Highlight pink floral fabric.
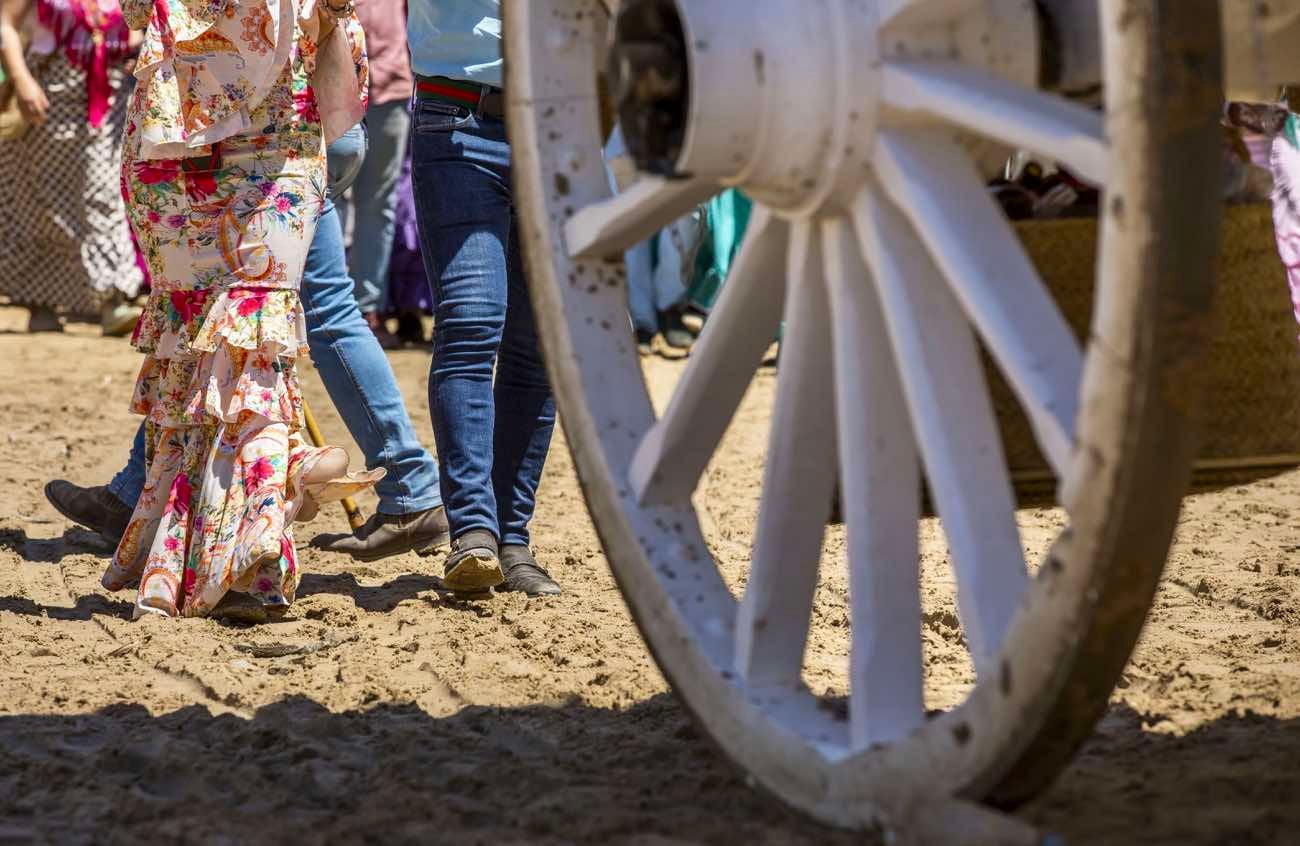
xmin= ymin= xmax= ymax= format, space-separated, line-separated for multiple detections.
xmin=1269 ymin=130 xmax=1300 ymax=339
xmin=107 ymin=0 xmax=368 ymax=620
xmin=104 ymin=421 xmax=326 ymax=617
xmin=121 ymin=0 xmax=367 ymax=158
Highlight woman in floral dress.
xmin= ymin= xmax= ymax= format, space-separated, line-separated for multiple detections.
xmin=0 ymin=0 xmax=145 ymax=333
xmin=101 ymin=0 xmax=374 ymax=621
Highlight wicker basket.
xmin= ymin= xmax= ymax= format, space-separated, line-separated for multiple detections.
xmin=1001 ymin=202 xmax=1300 ymax=502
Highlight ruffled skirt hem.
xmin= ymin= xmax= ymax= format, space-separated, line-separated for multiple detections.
xmin=104 ymin=284 xmax=327 ymax=619
xmin=129 ymin=287 xmax=308 ymax=429
xmin=103 ymin=423 xmax=335 ymax=620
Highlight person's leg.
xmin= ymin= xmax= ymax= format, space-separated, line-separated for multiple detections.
xmin=412 ymin=105 xmax=560 ymax=595
xmin=343 ymin=100 xmax=411 ymax=317
xmin=44 ymin=422 xmax=142 ymax=543
xmin=605 ymin=126 xmax=657 ymax=342
xmin=301 ymin=131 xmax=450 ymax=560
xmin=492 ymin=211 xmax=557 ymax=549
xmin=411 ymin=111 xmax=508 ymax=546
xmin=106 ymin=422 xmax=147 ymax=508
xmin=299 ymin=201 xmax=444 ymax=518
xmin=652 ymin=210 xmax=703 ymax=351
xmin=625 ymin=237 xmax=659 ymax=338
xmin=653 ymin=209 xmax=701 ymax=314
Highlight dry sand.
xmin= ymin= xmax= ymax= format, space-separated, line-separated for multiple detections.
xmin=1 ymin=304 xmax=1298 ymax=845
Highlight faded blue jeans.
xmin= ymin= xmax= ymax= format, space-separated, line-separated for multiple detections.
xmin=411 ymin=99 xmax=555 ymax=546
xmin=336 ymin=99 xmax=411 ymax=315
xmin=108 ymin=124 xmax=442 ymax=516
xmin=604 ymin=127 xmax=692 ymax=334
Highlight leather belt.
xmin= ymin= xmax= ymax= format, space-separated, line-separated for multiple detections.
xmin=415 ymin=76 xmax=505 ymax=120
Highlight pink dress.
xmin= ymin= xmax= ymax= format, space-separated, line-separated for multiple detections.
xmin=103 ymin=0 xmax=368 ymax=619
xmin=1266 ymin=125 xmax=1300 ymax=337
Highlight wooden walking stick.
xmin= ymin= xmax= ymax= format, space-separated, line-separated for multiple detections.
xmin=301 ymin=397 xmax=367 ymax=531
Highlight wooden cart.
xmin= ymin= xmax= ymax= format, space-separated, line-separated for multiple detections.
xmin=501 ymin=0 xmax=1300 ymax=837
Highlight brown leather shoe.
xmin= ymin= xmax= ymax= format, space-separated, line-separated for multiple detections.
xmin=441 ymin=529 xmax=504 ymax=594
xmin=309 ymin=506 xmax=451 ymax=562
xmin=44 ymin=481 xmax=133 ymax=545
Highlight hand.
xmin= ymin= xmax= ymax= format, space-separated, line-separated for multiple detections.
xmin=315 ymin=2 xmax=338 ymax=38
xmin=14 ymin=76 xmax=48 ymax=125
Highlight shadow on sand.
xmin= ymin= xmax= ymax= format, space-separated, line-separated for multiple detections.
xmin=0 ymin=526 xmax=115 ymax=564
xmin=0 ymin=692 xmax=1295 ymax=844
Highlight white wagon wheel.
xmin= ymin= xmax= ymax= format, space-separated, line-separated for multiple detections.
xmin=506 ymin=0 xmax=1222 ymax=828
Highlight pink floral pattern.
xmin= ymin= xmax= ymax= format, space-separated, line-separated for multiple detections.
xmin=104 ymin=421 xmax=328 ymax=617
xmin=121 ymin=0 xmax=367 ymax=159
xmin=1269 ymin=130 xmax=1300 ymax=340
xmin=106 ymin=0 xmax=369 ymax=621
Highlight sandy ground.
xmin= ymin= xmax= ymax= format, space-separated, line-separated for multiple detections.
xmin=1 ymin=304 xmax=1298 ymax=845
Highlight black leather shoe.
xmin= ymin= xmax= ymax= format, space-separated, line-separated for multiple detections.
xmin=44 ymin=481 xmax=132 ymax=545
xmin=499 ymin=545 xmax=562 ymax=597
xmin=659 ymin=308 xmax=696 ymax=351
xmin=310 ymin=506 xmax=451 ymax=562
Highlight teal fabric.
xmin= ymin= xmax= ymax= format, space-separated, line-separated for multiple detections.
xmin=407 ymin=0 xmax=502 ymax=86
xmin=1286 ymin=112 xmax=1300 ymax=150
xmin=689 ymin=189 xmax=753 ymax=310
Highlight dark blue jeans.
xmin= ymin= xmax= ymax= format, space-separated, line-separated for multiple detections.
xmin=410 ymin=99 xmax=555 ymax=547
xmin=109 ymin=125 xmax=442 ymax=516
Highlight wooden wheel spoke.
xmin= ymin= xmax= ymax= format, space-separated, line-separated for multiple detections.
xmin=881 ymin=60 xmax=1108 ymax=185
xmin=510 ymin=0 xmax=1220 ymax=822
xmin=873 ymin=129 xmax=1083 ymax=480
xmin=821 ymin=217 xmax=926 ymax=748
xmin=734 ymin=221 xmax=836 ymax=686
xmin=629 ymin=208 xmax=789 ymax=505
xmin=854 ymin=185 xmax=1028 ymax=668
xmin=564 ymin=176 xmax=719 ymax=260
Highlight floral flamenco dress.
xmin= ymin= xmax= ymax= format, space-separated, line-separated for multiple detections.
xmin=102 ymin=0 xmax=372 ymax=619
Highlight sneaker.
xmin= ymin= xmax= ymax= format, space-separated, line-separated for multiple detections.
xmin=680 ymin=305 xmax=706 ymax=337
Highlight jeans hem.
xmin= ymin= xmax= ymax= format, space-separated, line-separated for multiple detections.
xmin=375 ymin=495 xmax=443 ymax=517
xmin=105 ymin=479 xmax=140 ymax=509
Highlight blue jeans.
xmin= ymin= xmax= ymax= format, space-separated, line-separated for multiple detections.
xmin=327 ymin=122 xmax=367 ymax=195
xmin=336 ymin=99 xmax=411 ymax=314
xmin=107 ymin=424 xmax=146 ymax=508
xmin=108 ymin=126 xmax=442 ymax=516
xmin=411 ymin=99 xmax=555 ymax=546
xmin=604 ymin=127 xmax=690 ymax=334
xmin=625 ymin=229 xmax=692 ymax=335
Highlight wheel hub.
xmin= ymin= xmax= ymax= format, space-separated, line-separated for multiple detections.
xmin=608 ymin=0 xmax=1038 ymax=218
